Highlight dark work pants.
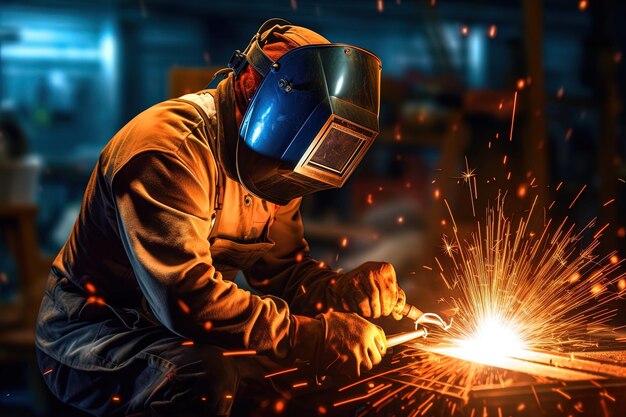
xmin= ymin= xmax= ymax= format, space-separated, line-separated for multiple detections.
xmin=36 ymin=333 xmax=284 ymax=417
xmin=36 ymin=276 xmax=287 ymax=417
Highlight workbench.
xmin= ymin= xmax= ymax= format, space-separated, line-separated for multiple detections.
xmin=259 ymin=342 xmax=626 ymax=417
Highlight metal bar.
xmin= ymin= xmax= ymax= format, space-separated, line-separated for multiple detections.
xmin=510 ymin=349 xmax=626 ymax=379
xmin=424 ymin=345 xmax=603 ymax=381
xmin=387 ymin=329 xmax=428 ymax=348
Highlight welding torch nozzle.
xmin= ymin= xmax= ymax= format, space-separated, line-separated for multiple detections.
xmin=401 ymin=303 xmax=425 ymax=322
xmin=401 ymin=303 xmax=453 ymax=331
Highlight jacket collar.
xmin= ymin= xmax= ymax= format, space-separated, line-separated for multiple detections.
xmin=213 ymin=74 xmax=240 ymax=181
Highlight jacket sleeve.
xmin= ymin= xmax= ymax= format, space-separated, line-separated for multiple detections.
xmin=111 ymin=136 xmax=293 ymax=359
xmin=244 ymin=198 xmax=342 ymax=316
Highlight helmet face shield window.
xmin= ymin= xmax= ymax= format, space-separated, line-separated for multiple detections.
xmin=294 ymin=117 xmax=373 ymax=188
xmin=237 ymin=44 xmax=381 ymax=205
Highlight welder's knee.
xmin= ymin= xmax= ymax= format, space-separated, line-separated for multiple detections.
xmin=151 ymin=345 xmax=240 ymax=417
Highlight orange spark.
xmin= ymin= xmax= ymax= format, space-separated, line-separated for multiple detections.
xmin=340 ymin=237 xmax=349 ymax=248
xmin=610 ymin=255 xmax=619 ymax=264
xmin=516 ymin=79 xmax=526 ymax=90
xmin=204 ymin=321 xmax=213 ymax=331
xmin=556 ymin=87 xmax=564 ymax=98
xmin=292 ymin=381 xmax=308 ymax=388
xmin=87 ymin=296 xmax=106 ymax=305
xmin=461 ymin=25 xmax=469 ymax=36
xmin=295 ymin=252 xmax=304 ymax=262
xmin=377 ymin=0 xmax=384 ymax=12
xmin=578 ymin=0 xmax=588 ymax=11
xmin=531 ymin=385 xmax=542 ymax=409
xmin=177 ymin=299 xmax=190 ymax=314
xmin=601 ymin=391 xmax=616 ymax=402
xmin=569 ymin=184 xmax=587 ymax=209
xmin=434 ymin=189 xmax=441 ymax=199
xmin=593 ymin=223 xmax=610 ymax=239
xmin=591 ymin=284 xmax=604 ymax=295
xmin=618 ymin=227 xmax=626 ymax=238
xmin=397 ymin=216 xmax=404 ymax=224
xmin=333 ymin=383 xmax=389 ymax=407
xmin=112 ymin=396 xmax=121 ymax=403
xmin=366 ymin=193 xmax=374 ymax=205
xmin=604 ymin=199 xmax=615 ymax=207
xmin=274 ymin=399 xmax=285 ymax=413
xmin=393 ymin=124 xmax=402 ymax=141
xmin=42 ymin=369 xmax=53 ymax=376
xmin=488 ymin=24 xmax=497 ymax=38
xmin=222 ymin=350 xmax=256 ymax=357
xmin=85 ymin=282 xmax=96 ymax=293
xmin=265 ymin=367 xmax=299 ymax=379
xmin=517 ymin=183 xmax=527 ymax=198
xmin=509 ymin=91 xmax=518 ymax=141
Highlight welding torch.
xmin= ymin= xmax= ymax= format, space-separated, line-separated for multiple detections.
xmin=400 ymin=303 xmax=425 ymax=322
xmin=386 ymin=303 xmax=452 ymax=348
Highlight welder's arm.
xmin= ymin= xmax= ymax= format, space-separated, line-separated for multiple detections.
xmin=112 ymin=148 xmax=301 ymax=360
xmin=244 ymin=198 xmax=342 ymax=316
xmin=245 ymin=200 xmax=406 ymax=319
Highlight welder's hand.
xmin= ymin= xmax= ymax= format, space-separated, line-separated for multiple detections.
xmin=317 ymin=311 xmax=386 ymax=379
xmin=391 ymin=286 xmax=406 ymax=321
xmin=332 ymin=262 xmax=407 ymax=320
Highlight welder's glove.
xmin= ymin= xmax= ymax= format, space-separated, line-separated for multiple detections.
xmin=331 ymin=262 xmax=407 ymax=320
xmin=290 ymin=313 xmax=386 ymax=379
xmin=316 ymin=311 xmax=386 ymax=379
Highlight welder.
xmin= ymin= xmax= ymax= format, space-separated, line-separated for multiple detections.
xmin=35 ymin=19 xmax=407 ymax=416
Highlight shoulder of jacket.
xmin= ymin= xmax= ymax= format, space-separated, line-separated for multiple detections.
xmin=177 ymin=91 xmax=217 ymax=128
xmin=100 ymin=96 xmax=217 ymax=183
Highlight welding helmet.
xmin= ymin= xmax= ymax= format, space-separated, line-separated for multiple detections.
xmin=227 ymin=19 xmax=382 ymax=205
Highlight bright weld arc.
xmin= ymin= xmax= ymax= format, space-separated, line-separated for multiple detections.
xmin=428 ymin=192 xmax=626 ymax=369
